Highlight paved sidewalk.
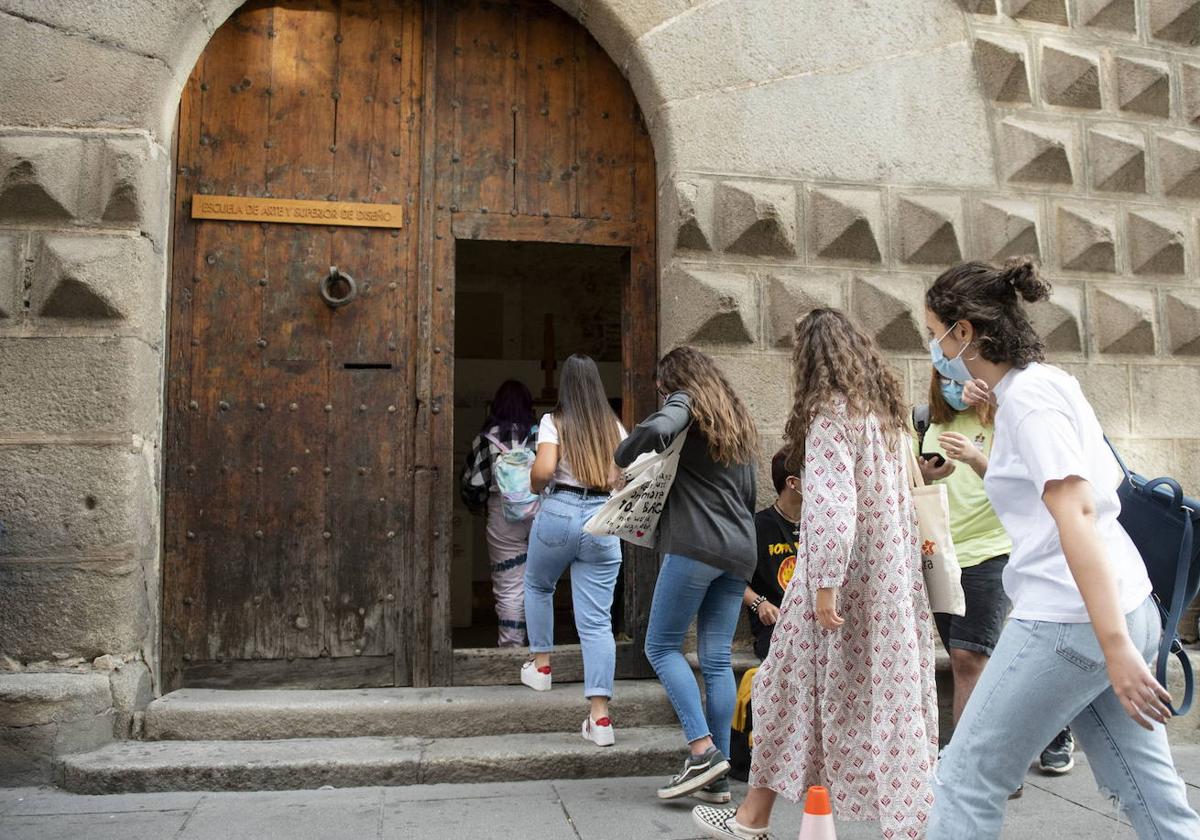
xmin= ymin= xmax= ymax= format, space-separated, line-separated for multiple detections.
xmin=2 ymin=746 xmax=1198 ymax=839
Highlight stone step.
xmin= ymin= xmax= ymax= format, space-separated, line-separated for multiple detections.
xmin=56 ymin=726 xmax=685 ymax=794
xmin=142 ymin=680 xmax=677 ymax=741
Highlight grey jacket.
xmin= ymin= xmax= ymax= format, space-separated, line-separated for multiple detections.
xmin=614 ymin=392 xmax=757 ymax=580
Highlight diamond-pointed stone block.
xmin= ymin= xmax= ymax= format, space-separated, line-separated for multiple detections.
xmin=1165 ymin=290 xmax=1200 ymax=354
xmin=1157 ymin=132 xmax=1200 ymax=198
xmin=1094 ymin=287 xmax=1157 ymax=354
xmin=1128 ymin=209 xmax=1187 ymax=276
xmin=1004 ymin=0 xmax=1068 ymax=25
xmin=972 ymin=33 xmax=1031 ymax=103
xmin=666 ymin=179 xmax=714 ymax=252
xmin=95 ymin=136 xmax=163 ymax=228
xmin=852 ymin=275 xmax=926 ymax=352
xmin=31 ymin=235 xmax=152 ymax=321
xmin=956 ymin=0 xmax=997 ymax=11
xmin=1088 ymin=124 xmax=1145 ymax=194
xmin=1041 ymin=42 xmax=1102 ymax=110
xmin=765 ymin=273 xmax=845 ymax=348
xmin=662 ymin=266 xmax=757 ymax=346
xmin=0 ymin=135 xmax=83 ymax=221
xmin=896 ymin=194 xmax=963 ymax=265
xmin=809 ymin=188 xmax=883 ymax=264
xmin=1028 ymin=285 xmax=1084 ymax=353
xmin=1184 ymin=63 xmax=1200 ymax=126
xmin=1077 ymin=0 xmax=1136 ymax=32
xmin=1115 ymin=56 xmax=1170 ymax=118
xmin=1149 ymin=0 xmax=1200 ymax=46
xmin=999 ymin=118 xmax=1075 ymax=186
xmin=1057 ymin=203 xmax=1117 ymax=273
xmin=715 ymin=181 xmax=797 ymax=257
xmin=974 ymin=198 xmax=1040 ymax=261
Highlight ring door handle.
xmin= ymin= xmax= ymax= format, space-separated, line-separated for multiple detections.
xmin=320 ymin=265 xmax=358 ymax=309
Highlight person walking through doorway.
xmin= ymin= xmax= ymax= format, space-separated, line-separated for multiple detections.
xmin=924 ymin=258 xmax=1200 ymax=839
xmin=459 ymin=380 xmax=539 ymax=647
xmin=521 ymin=354 xmax=626 ymax=748
xmin=613 ymin=346 xmax=759 ymax=804
xmin=693 ymin=309 xmax=937 ymax=840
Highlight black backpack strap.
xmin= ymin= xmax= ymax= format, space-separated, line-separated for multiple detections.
xmin=1144 ymin=475 xmax=1196 ymax=716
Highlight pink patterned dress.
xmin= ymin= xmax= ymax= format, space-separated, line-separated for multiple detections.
xmin=750 ymin=400 xmax=938 ymax=839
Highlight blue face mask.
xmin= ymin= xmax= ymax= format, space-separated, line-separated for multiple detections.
xmin=940 ymin=378 xmax=969 ymax=412
xmin=929 ymin=323 xmax=973 ymax=383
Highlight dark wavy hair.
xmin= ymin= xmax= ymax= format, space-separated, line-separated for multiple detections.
xmin=925 ymin=256 xmax=1051 ymax=368
xmin=482 ymin=380 xmax=535 ymax=439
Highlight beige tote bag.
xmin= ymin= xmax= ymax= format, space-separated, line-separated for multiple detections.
xmin=583 ymin=427 xmax=689 ymax=548
xmin=905 ymin=444 xmax=966 ymax=616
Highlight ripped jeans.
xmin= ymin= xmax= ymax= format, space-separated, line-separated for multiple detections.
xmin=929 ymin=597 xmax=1200 ymax=839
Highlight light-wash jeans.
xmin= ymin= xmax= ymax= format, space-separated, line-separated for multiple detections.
xmin=523 ymin=491 xmax=622 ymax=699
xmin=929 ymin=597 xmax=1200 ymax=840
xmin=644 ymin=553 xmax=745 ymax=757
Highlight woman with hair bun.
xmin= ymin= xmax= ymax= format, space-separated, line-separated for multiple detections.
xmin=925 ymin=258 xmax=1200 ymax=839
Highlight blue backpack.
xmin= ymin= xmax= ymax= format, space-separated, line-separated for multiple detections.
xmin=484 ymin=431 xmax=540 ymax=523
xmin=1107 ymin=439 xmax=1200 ymax=715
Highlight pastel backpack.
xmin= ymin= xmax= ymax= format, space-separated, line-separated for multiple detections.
xmin=484 ymin=430 xmax=540 ymax=523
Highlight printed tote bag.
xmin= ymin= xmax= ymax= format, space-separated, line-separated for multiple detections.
xmin=583 ymin=426 xmax=689 ymax=548
xmin=905 ymin=445 xmax=965 ymax=616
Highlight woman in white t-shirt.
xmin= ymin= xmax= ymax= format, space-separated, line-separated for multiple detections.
xmin=923 ymin=257 xmax=1200 ymax=839
xmin=520 ymin=353 xmax=627 ymax=748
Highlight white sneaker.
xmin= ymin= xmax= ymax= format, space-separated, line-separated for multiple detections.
xmin=581 ymin=715 xmax=615 ymax=747
xmin=520 ymin=660 xmax=552 ymax=691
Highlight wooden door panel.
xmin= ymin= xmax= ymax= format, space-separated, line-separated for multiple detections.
xmin=165 ymin=0 xmax=419 ymax=689
xmin=516 ymin=5 xmax=576 ymax=218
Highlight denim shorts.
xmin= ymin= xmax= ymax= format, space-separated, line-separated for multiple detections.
xmin=934 ymin=554 xmax=1009 ymax=656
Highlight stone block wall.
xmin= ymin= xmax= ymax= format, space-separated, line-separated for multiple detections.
xmin=641 ymin=0 xmax=1200 ymax=491
xmin=0 ymin=125 xmax=169 ymax=778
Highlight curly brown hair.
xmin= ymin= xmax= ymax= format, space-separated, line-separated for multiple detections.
xmin=783 ymin=309 xmax=909 ymax=472
xmin=925 ymin=256 xmax=1051 ymax=368
xmin=657 ymin=346 xmax=759 ymax=466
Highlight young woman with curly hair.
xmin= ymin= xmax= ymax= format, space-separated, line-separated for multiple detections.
xmin=613 ymin=346 xmax=759 ymax=802
xmin=924 ymin=259 xmax=1199 ymax=839
xmin=692 ymin=309 xmax=938 ymax=840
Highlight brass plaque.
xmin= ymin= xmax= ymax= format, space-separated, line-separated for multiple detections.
xmin=191 ymin=194 xmax=403 ymax=228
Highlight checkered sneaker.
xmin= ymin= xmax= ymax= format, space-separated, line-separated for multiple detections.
xmin=690 ymin=806 xmax=773 ymax=840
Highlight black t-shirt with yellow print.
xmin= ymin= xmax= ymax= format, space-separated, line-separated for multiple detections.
xmin=748 ymin=506 xmax=798 ymax=654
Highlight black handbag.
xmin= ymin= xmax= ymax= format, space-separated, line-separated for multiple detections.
xmin=1107 ymin=438 xmax=1200 ymax=715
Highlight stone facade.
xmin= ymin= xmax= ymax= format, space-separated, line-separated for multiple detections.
xmin=1 ymin=0 xmax=1199 ymax=782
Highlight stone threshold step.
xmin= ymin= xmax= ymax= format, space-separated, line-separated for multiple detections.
xmin=143 ymin=680 xmax=676 ymax=741
xmin=56 ymin=725 xmax=685 ymax=794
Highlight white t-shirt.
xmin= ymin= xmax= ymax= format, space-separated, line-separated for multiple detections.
xmin=537 ymin=412 xmax=627 ymax=489
xmin=985 ymin=363 xmax=1151 ymax=622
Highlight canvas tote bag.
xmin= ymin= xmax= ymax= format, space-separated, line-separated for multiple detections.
xmin=583 ymin=426 xmax=689 ymax=548
xmin=904 ymin=445 xmax=966 ymax=616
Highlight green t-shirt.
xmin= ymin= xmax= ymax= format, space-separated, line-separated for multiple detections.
xmin=915 ymin=411 xmax=1012 ymax=569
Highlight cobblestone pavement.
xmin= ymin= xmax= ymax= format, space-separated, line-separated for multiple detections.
xmin=2 ymin=746 xmax=1198 ymax=839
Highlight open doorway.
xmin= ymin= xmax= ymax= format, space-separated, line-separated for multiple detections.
xmin=452 ymin=239 xmax=627 ymax=651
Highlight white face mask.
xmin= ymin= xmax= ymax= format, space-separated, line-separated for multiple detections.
xmin=929 ymin=323 xmax=973 ymax=383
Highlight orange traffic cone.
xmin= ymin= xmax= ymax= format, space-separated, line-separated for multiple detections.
xmin=797 ymin=786 xmax=836 ymax=840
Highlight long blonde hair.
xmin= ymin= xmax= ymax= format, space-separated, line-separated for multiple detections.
xmin=554 ymin=354 xmax=622 ymax=489
xmin=783 ymin=309 xmax=908 ymax=472
xmin=657 ymin=346 xmax=759 ymax=466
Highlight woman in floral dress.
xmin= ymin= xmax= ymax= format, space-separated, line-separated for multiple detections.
xmin=693 ymin=308 xmax=938 ymax=840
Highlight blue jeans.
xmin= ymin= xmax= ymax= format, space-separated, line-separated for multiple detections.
xmin=644 ymin=553 xmax=745 ymax=757
xmin=523 ymin=491 xmax=622 ymax=699
xmin=930 ymin=597 xmax=1200 ymax=839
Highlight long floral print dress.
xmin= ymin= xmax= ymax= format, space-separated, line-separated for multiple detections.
xmin=750 ymin=399 xmax=938 ymax=839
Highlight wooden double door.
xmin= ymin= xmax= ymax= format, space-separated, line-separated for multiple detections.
xmin=163 ymin=0 xmax=656 ymax=690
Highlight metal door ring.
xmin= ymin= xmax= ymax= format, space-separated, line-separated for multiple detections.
xmin=320 ymin=266 xmax=357 ymax=308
